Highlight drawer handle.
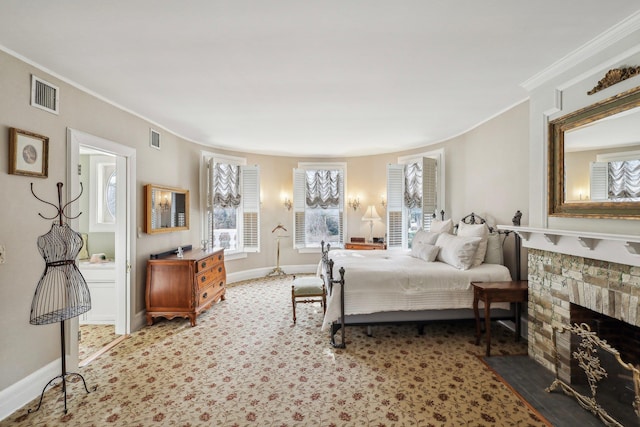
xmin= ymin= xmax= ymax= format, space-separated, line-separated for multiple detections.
xmin=201 ymin=276 xmax=207 ymax=283
xmin=218 ymin=255 xmax=222 ymax=261
xmin=219 ymin=281 xmax=223 ymax=287
xmin=202 ymin=292 xmax=208 ymax=299
xmin=218 ymin=267 xmax=222 ymax=273
xmin=201 ymin=261 xmax=207 ymax=269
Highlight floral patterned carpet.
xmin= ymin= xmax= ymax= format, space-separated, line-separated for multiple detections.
xmin=2 ymin=275 xmax=550 ymax=426
xmin=79 ymin=324 xmax=119 ymax=362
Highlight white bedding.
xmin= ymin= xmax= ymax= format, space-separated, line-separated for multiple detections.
xmin=321 ymin=249 xmax=512 ymax=330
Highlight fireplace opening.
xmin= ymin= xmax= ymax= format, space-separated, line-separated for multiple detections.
xmin=569 ymin=303 xmax=640 ymax=426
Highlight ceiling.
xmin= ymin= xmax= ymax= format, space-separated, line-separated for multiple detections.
xmin=1 ymin=1 xmax=639 ymax=157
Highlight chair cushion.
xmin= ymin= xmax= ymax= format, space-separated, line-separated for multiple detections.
xmin=293 ymin=277 xmax=324 ymax=296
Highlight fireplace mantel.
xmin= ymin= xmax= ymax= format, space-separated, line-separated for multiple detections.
xmin=498 ymin=225 xmax=640 ymax=267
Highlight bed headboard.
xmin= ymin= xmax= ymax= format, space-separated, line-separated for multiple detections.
xmin=457 ymin=212 xmax=494 ymax=233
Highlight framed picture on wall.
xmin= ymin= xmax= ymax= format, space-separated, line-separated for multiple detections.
xmin=9 ymin=128 xmax=49 ymax=178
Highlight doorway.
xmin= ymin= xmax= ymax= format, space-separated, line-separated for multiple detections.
xmin=67 ymin=128 xmax=136 ymax=367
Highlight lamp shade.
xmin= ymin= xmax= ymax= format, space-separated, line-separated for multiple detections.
xmin=362 ymin=205 xmax=381 ymax=221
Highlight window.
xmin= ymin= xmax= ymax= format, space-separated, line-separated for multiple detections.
xmin=293 ymin=163 xmax=346 ymax=249
xmin=89 ymin=155 xmax=116 ymax=232
xmin=386 ymin=149 xmax=444 ymax=250
xmin=202 ymin=153 xmax=260 ymax=256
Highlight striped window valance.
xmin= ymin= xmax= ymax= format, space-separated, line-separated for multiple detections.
xmin=213 ymin=163 xmax=241 ymax=207
xmin=305 ymin=170 xmax=340 ymax=208
xmin=609 ymin=159 xmax=640 ymax=199
xmin=404 ymin=162 xmax=422 ymax=209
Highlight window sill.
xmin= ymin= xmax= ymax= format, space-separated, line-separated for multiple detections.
xmin=297 ymin=245 xmax=343 ymax=254
xmin=223 ymin=251 xmax=248 ymax=261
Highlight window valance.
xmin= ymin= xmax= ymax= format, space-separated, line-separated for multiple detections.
xmin=305 ymin=170 xmax=340 ymax=208
xmin=404 ymin=162 xmax=422 ymax=209
xmin=609 ymin=160 xmax=640 ymax=199
xmin=213 ymin=163 xmax=241 ymax=208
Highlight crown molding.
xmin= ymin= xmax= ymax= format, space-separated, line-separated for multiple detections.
xmin=521 ymin=10 xmax=640 ymax=92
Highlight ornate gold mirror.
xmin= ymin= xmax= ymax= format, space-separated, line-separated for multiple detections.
xmin=549 ymin=84 xmax=640 ymax=219
xmin=144 ymin=184 xmax=190 ymax=233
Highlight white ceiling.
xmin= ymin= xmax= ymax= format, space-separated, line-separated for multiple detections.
xmin=1 ymin=1 xmax=640 ymax=157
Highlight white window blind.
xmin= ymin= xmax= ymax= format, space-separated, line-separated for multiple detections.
xmin=422 ymin=157 xmax=437 ymax=230
xmin=242 ymin=165 xmax=260 ymax=252
xmin=590 ymin=161 xmax=609 ymax=201
xmin=386 ymin=164 xmax=405 ymax=249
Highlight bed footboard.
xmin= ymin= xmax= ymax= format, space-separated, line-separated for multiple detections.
xmin=327 ymin=259 xmax=346 ymax=349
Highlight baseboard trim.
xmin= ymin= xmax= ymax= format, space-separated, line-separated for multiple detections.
xmin=0 ymin=358 xmax=60 ymax=421
xmin=227 ymin=264 xmax=317 ymax=283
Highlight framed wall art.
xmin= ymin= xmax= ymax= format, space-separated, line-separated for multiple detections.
xmin=9 ymin=128 xmax=49 ymax=178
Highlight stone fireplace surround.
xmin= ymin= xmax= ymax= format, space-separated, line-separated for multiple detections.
xmin=499 ymin=225 xmax=640 ymax=380
xmin=527 ymin=248 xmax=640 ymax=380
xmin=497 ymin=225 xmax=640 ymax=423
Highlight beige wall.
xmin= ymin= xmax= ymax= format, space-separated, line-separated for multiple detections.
xmin=0 ymin=49 xmax=529 ymax=400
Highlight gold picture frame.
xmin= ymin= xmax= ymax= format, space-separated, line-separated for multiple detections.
xmin=9 ymin=128 xmax=49 ymax=178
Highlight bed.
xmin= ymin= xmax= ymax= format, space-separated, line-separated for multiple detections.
xmin=320 ymin=213 xmax=518 ymax=348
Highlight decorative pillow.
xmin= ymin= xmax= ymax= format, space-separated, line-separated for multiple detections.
xmin=412 ymin=229 xmax=440 ymax=246
xmin=411 ymin=230 xmax=440 ymax=261
xmin=410 ymin=243 xmax=440 ymax=262
xmin=484 ymin=232 xmax=504 ymax=265
xmin=435 ymin=233 xmax=482 ymax=270
xmin=430 ymin=218 xmax=453 ymax=234
xmin=456 ymin=222 xmax=489 ymax=267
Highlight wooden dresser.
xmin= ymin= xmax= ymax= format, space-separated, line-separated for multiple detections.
xmin=145 ymin=248 xmax=226 ymax=326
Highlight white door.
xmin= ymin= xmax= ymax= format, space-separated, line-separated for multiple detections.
xmin=67 ymin=128 xmax=136 ymax=365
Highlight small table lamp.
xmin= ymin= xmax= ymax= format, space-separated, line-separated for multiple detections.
xmin=362 ymin=205 xmax=381 ymax=243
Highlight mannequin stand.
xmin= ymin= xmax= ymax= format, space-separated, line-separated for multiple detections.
xmin=29 ymin=321 xmax=96 ymax=414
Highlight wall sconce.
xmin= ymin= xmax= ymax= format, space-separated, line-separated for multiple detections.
xmin=380 ymin=195 xmax=386 ymax=208
xmin=159 ymin=195 xmax=171 ymax=211
xmin=348 ymin=196 xmax=360 ymax=211
xmin=283 ymin=197 xmax=292 ymax=211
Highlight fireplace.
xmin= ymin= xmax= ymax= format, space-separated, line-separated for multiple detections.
xmin=526 ymin=249 xmax=640 ymax=425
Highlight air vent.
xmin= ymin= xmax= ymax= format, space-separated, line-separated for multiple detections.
xmin=150 ymin=129 xmax=161 ymax=150
xmin=30 ymin=75 xmax=59 ymax=114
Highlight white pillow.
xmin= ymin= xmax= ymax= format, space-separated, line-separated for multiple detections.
xmin=410 ymin=243 xmax=440 ymax=262
xmin=412 ymin=229 xmax=440 ymax=246
xmin=435 ymin=233 xmax=482 ymax=270
xmin=484 ymin=232 xmax=504 ymax=265
xmin=430 ymin=218 xmax=453 ymax=234
xmin=457 ymin=222 xmax=489 ymax=267
xmin=411 ymin=230 xmax=440 ymax=261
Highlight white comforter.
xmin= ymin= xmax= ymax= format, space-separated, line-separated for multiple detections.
xmin=321 ymin=249 xmax=512 ymax=330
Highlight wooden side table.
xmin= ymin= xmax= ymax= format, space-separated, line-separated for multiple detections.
xmin=472 ymin=280 xmax=528 ymax=357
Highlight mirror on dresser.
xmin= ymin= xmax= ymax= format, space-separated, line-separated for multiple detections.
xmin=549 ymin=83 xmax=640 ymax=219
xmin=144 ymin=184 xmax=190 ymax=233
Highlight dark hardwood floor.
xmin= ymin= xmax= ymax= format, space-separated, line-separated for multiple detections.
xmin=482 ymin=355 xmax=634 ymax=427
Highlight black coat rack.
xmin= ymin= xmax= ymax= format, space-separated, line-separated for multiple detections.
xmin=28 ymin=182 xmax=96 ymax=414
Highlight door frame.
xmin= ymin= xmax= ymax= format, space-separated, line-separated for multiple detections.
xmin=66 ymin=128 xmax=136 ymax=367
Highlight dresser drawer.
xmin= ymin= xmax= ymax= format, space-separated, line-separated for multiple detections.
xmin=198 ymin=284 xmax=224 ymax=307
xmin=196 ymin=268 xmax=225 ymax=290
xmin=196 ymin=252 xmax=224 ymax=273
